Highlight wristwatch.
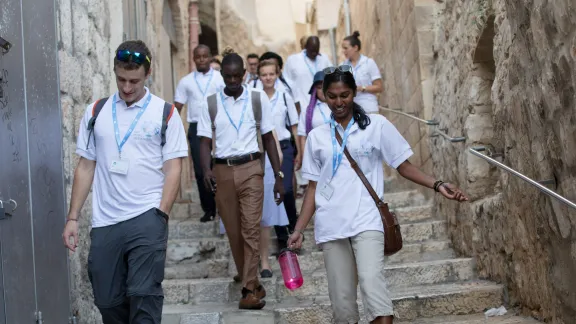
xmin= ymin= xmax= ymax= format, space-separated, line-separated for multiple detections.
xmin=362 ymin=85 xmax=367 ymax=92
xmin=275 ymin=171 xmax=284 ymax=179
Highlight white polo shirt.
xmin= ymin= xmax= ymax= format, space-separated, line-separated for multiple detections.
xmin=254 ymin=76 xmax=297 ymax=103
xmin=297 ymin=101 xmax=332 ymax=136
xmin=174 ymin=68 xmax=225 ymax=123
xmin=197 ymin=86 xmax=275 ymax=158
xmin=284 ymin=51 xmax=331 ymax=108
xmin=342 ymin=55 xmax=382 ymax=113
xmin=267 ymin=89 xmax=299 ymax=141
xmin=76 ymin=88 xmax=189 ymax=228
xmin=301 ymin=114 xmax=413 ymax=244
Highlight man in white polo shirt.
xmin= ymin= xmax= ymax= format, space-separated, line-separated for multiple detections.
xmin=198 ymin=48 xmax=285 ymax=310
xmin=174 ymin=44 xmax=225 ymax=222
xmin=62 ymin=40 xmax=188 ymax=324
xmin=283 ymin=36 xmax=332 ymax=109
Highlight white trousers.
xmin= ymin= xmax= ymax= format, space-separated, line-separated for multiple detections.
xmin=322 ymin=230 xmax=393 ymax=323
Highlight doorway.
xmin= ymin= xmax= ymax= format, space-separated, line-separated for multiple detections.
xmin=0 ymin=1 xmax=71 ymax=323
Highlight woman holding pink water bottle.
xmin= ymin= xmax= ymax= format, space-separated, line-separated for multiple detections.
xmin=287 ymin=67 xmax=468 ymax=324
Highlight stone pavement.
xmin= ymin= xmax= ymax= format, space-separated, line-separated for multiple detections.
xmin=161 ymin=182 xmax=541 ymax=323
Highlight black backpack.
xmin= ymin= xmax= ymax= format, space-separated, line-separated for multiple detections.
xmin=85 ymin=97 xmax=175 ymax=149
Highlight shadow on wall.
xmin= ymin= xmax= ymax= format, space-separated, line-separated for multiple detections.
xmin=200 ymin=23 xmax=218 ymax=56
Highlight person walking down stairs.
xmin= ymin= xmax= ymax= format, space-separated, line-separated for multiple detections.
xmin=197 ymin=47 xmax=286 ymax=310
xmin=288 ymin=66 xmax=469 ymax=324
xmin=174 ymin=44 xmax=225 ymax=222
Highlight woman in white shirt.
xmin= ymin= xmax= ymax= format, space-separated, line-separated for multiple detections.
xmin=288 ymin=66 xmax=468 ymax=324
xmin=342 ymin=31 xmax=383 ymax=114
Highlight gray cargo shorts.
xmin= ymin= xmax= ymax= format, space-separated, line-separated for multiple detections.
xmin=87 ymin=207 xmax=169 ymax=308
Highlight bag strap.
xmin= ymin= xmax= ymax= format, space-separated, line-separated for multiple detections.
xmin=160 ymin=102 xmax=175 ymax=147
xmin=251 ymin=90 xmax=264 ymax=154
xmin=335 ymin=130 xmax=382 ymax=205
xmin=86 ymin=97 xmax=109 ymax=149
xmin=207 ymin=93 xmax=218 ymax=155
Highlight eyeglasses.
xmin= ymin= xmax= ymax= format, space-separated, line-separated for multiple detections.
xmin=323 ymin=65 xmax=353 ymax=75
xmin=116 ymin=49 xmax=151 ymax=65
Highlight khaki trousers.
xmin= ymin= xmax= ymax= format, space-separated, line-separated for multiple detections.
xmin=214 ymin=159 xmax=264 ymax=291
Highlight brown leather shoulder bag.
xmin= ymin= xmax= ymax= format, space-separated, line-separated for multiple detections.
xmin=335 ymin=131 xmax=403 ymax=256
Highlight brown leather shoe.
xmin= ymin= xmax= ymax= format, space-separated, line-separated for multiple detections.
xmin=239 ymin=288 xmax=266 ymax=310
xmin=255 ymin=284 xmax=266 ymax=299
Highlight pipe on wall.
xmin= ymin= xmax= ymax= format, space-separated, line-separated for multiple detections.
xmin=189 ymin=1 xmax=199 ymax=71
xmin=343 ymin=0 xmax=351 ymax=36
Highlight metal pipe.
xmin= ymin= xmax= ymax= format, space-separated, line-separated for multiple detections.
xmin=379 ymin=106 xmax=439 ymax=125
xmin=343 ymin=0 xmax=351 ymax=36
xmin=469 ymin=148 xmax=576 ymax=210
xmin=188 ymin=1 xmax=199 ymax=72
xmin=431 ymin=131 xmax=466 ymax=142
xmin=329 ymin=28 xmax=338 ymax=65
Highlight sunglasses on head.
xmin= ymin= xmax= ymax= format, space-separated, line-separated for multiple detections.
xmin=323 ymin=64 xmax=353 ymax=75
xmin=116 ymin=49 xmax=151 ymax=65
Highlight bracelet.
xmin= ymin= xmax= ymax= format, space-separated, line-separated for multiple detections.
xmin=66 ymin=218 xmax=78 ymax=223
xmin=433 ymin=180 xmax=444 ymax=192
xmin=293 ymin=229 xmax=305 ymax=238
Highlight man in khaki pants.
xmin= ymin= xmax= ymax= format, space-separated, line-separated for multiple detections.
xmin=197 ymin=48 xmax=285 ymax=310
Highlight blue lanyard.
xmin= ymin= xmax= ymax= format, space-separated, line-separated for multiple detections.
xmin=194 ymin=71 xmax=214 ymax=97
xmin=219 ymin=86 xmax=249 ymax=133
xmin=330 ymin=118 xmax=355 ymax=179
xmin=270 ymin=91 xmax=280 ymax=111
xmin=112 ymin=93 xmax=152 ymax=158
xmin=317 ymin=102 xmax=330 ymax=124
xmin=303 ymin=51 xmax=318 ymax=77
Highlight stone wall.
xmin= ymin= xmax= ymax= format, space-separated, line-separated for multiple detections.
xmin=334 ymin=0 xmax=435 ymax=191
xmin=58 ymin=0 xmax=189 ymax=322
xmin=431 ymin=0 xmax=576 ymax=322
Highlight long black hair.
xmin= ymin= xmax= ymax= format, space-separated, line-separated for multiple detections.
xmin=259 ymin=51 xmax=292 ymax=92
xmin=323 ymin=69 xmax=371 ymax=130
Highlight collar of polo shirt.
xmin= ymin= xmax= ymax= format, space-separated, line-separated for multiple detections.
xmin=115 ymin=87 xmax=150 ymax=108
xmin=221 ymin=86 xmax=248 ymax=101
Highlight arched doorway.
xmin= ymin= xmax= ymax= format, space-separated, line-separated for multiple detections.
xmin=199 ymin=23 xmax=218 ymax=56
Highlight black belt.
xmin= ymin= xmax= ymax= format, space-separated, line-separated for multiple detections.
xmin=214 ymin=152 xmax=262 ymax=166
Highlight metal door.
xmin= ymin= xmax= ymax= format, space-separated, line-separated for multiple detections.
xmin=0 ymin=0 xmax=71 ymax=323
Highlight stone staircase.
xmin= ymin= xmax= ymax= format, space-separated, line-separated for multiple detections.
xmin=161 ymin=184 xmax=540 ymax=323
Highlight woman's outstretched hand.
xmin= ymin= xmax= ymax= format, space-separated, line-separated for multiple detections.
xmin=438 ymin=183 xmax=469 ymax=202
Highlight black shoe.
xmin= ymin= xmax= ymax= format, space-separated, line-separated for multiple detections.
xmin=200 ymin=211 xmax=215 ymax=222
xmin=260 ymin=269 xmax=273 ymax=278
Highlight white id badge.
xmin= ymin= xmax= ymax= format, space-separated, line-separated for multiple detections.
xmin=319 ymin=183 xmax=334 ymax=200
xmin=231 ymin=140 xmax=244 ymax=150
xmin=109 ymin=159 xmax=130 ymax=175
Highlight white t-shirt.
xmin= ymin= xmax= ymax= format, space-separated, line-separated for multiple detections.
xmin=342 ymin=55 xmax=382 ymax=113
xmin=174 ymin=68 xmax=225 ymax=123
xmin=284 ymin=51 xmax=332 ymax=108
xmin=267 ymin=89 xmax=299 ymax=141
xmin=76 ymin=88 xmax=189 ymax=228
xmin=197 ymin=87 xmax=275 ymax=158
xmin=297 ymin=101 xmax=332 ymax=136
xmin=301 ymin=114 xmax=413 ymax=244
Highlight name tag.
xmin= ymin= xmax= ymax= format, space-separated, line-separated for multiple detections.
xmin=231 ymin=140 xmax=245 ymax=151
xmin=319 ymin=183 xmax=334 ymax=201
xmin=109 ymin=159 xmax=130 ymax=175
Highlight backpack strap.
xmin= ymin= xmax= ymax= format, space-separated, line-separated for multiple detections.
xmin=251 ymin=90 xmax=266 ymax=171
xmin=86 ymin=97 xmax=109 ymax=149
xmin=160 ymin=102 xmax=175 ymax=147
xmin=207 ymin=93 xmax=218 ymax=157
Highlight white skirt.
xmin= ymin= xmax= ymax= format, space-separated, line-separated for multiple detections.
xmin=219 ymin=155 xmax=288 ymax=234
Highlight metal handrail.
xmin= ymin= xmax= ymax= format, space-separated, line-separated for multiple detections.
xmin=379 ymin=106 xmax=439 ymax=125
xmin=470 ymin=147 xmax=576 ymax=210
xmin=431 ymin=130 xmax=466 ymax=142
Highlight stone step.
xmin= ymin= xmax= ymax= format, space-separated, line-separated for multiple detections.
xmin=165 ymin=240 xmax=455 ymax=280
xmin=166 ymin=220 xmax=449 ymax=266
xmin=168 ymin=205 xmax=437 ymax=240
xmin=396 ymin=314 xmax=542 ymax=323
xmin=162 ymin=280 xmax=504 ymax=323
xmin=163 ymin=258 xmax=475 ymax=305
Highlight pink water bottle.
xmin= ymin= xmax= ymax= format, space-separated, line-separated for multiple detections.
xmin=278 ymin=249 xmax=304 ymax=290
